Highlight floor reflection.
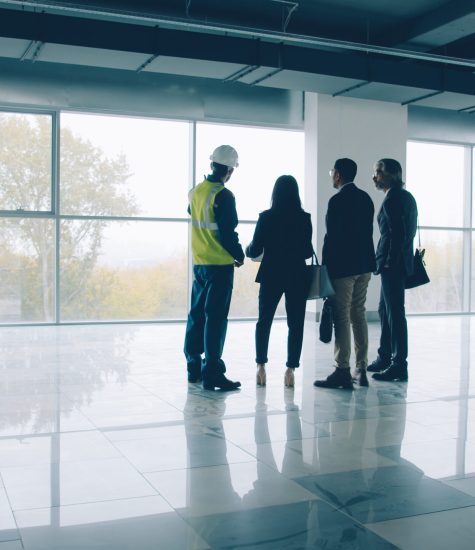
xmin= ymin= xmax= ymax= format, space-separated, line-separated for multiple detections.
xmin=0 ymin=318 xmax=474 ymax=549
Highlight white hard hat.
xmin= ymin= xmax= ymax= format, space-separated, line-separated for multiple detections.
xmin=210 ymin=145 xmax=239 ymax=168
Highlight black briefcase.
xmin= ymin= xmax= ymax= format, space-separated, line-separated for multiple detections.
xmin=319 ymin=298 xmax=333 ymax=343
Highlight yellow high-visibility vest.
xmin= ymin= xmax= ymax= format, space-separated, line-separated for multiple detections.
xmin=189 ymin=179 xmax=235 ymax=265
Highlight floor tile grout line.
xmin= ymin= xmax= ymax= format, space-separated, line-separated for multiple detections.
xmin=0 ymin=470 xmax=24 ymax=547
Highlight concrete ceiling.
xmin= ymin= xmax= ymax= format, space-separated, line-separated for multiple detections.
xmin=0 ymin=0 xmax=473 ymax=112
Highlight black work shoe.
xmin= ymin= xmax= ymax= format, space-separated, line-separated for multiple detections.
xmin=367 ymin=356 xmax=390 ymax=373
xmin=187 ymin=363 xmax=202 ymax=383
xmin=314 ymin=368 xmax=354 ymax=390
xmin=352 ymin=368 xmax=369 ymax=387
xmin=203 ymin=375 xmax=241 ymax=391
xmin=372 ymin=364 xmax=408 ymax=382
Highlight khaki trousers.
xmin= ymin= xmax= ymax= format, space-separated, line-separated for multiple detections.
xmin=331 ymin=272 xmax=371 ymax=370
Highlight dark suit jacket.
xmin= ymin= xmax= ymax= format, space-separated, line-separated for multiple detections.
xmin=245 ymin=209 xmax=313 ymax=285
xmin=375 ymin=187 xmax=418 ymax=276
xmin=322 ymin=182 xmax=376 ymax=279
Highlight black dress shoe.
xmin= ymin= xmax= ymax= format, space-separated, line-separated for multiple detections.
xmin=372 ymin=364 xmax=408 ymax=382
xmin=314 ymin=368 xmax=353 ymax=390
xmin=203 ymin=375 xmax=241 ymax=391
xmin=352 ymin=368 xmax=369 ymax=387
xmin=187 ymin=360 xmax=202 ymax=383
xmin=367 ymin=356 xmax=390 ymax=372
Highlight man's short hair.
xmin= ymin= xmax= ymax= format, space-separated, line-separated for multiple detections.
xmin=334 ymin=158 xmax=357 ymax=183
xmin=378 ymin=158 xmax=404 ymax=187
xmin=211 ymin=161 xmax=231 ymax=179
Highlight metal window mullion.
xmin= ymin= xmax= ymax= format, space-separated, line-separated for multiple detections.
xmin=188 ymin=121 xmax=196 ymax=313
xmin=455 ymin=147 xmax=472 ymax=477
xmin=462 ymin=146 xmax=472 ymax=312
xmin=0 ymin=210 xmax=55 ymax=218
xmin=53 ymin=111 xmax=61 ymax=324
xmin=469 ymin=146 xmax=474 ymax=313
xmin=418 ymin=225 xmax=467 ymax=231
xmin=58 ymin=214 xmax=189 ymax=222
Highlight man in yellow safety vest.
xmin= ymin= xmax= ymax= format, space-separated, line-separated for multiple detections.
xmin=184 ymin=145 xmax=245 ymax=390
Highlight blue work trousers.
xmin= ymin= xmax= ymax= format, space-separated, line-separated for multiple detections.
xmin=184 ymin=265 xmax=234 ymax=380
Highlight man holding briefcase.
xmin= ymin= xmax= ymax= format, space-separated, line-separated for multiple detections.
xmin=314 ymin=158 xmax=376 ymax=390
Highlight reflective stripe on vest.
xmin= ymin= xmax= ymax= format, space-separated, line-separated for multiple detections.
xmin=191 ymin=220 xmax=218 ymax=230
xmin=189 ymin=180 xmax=234 ymax=265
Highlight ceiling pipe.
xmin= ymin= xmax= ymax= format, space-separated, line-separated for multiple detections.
xmin=1 ymin=0 xmax=474 ymax=69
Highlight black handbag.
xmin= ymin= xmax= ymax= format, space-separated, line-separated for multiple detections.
xmin=319 ymin=298 xmax=333 ymax=343
xmin=405 ymin=225 xmax=430 ymax=289
xmin=405 ymin=248 xmax=430 ymax=289
xmin=307 ymin=251 xmax=335 ymax=300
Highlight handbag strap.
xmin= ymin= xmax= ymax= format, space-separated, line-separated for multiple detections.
xmin=310 ymin=247 xmax=320 ymax=266
xmin=416 ymin=216 xmax=422 ymax=249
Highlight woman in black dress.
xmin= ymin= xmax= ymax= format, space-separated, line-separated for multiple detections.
xmin=246 ymin=175 xmax=313 ymax=387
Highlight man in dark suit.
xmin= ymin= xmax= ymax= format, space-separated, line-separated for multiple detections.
xmin=314 ymin=158 xmax=376 ymax=390
xmin=368 ymin=158 xmax=417 ymax=382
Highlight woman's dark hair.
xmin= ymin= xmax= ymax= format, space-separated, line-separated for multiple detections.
xmin=270 ymin=175 xmax=303 ymax=212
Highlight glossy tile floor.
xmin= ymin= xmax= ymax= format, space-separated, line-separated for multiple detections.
xmin=0 ymin=317 xmax=474 ymax=549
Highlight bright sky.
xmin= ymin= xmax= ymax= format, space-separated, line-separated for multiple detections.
xmin=59 ymin=114 xmax=471 ymax=267
xmin=406 ymin=141 xmax=466 ymax=227
xmin=61 ymin=113 xmax=305 ymax=266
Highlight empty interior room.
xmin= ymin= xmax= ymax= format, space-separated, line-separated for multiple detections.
xmin=0 ymin=1 xmax=474 ymax=549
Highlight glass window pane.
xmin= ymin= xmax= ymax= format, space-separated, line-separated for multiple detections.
xmin=60 ymin=220 xmax=188 ymax=321
xmin=406 ymin=229 xmax=463 ymax=313
xmin=229 ymin=223 xmax=259 ymax=318
xmin=473 ymin=148 xmax=475 ymax=229
xmin=471 ymin=231 xmax=475 ymax=312
xmin=0 ymin=218 xmax=55 ymax=323
xmin=0 ymin=112 xmax=52 ymax=212
xmin=60 ymin=113 xmax=190 ymax=218
xmin=196 ymin=123 xmax=304 ymax=221
xmin=406 ymin=141 xmax=464 ymax=227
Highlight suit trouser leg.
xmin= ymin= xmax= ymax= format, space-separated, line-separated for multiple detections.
xmin=255 ymin=284 xmax=283 ymax=364
xmin=380 ymin=269 xmax=408 ymax=367
xmin=377 ymin=286 xmax=392 ymax=363
xmin=350 ymin=272 xmax=371 ymax=370
xmin=331 ymin=276 xmax=355 ymax=370
xmin=284 ymin=284 xmax=308 ymax=369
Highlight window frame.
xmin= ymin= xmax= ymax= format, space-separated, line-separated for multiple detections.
xmin=406 ymin=139 xmax=474 ymax=315
xmin=0 ymin=108 xmax=304 ymax=325
xmin=0 ymin=107 xmax=57 ymax=217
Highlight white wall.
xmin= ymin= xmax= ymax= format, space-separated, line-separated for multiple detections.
xmin=304 ymin=92 xmax=408 ymax=317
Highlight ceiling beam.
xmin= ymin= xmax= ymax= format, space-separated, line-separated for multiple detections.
xmin=429 ymin=33 xmax=475 ymax=59
xmin=0 ymin=7 xmax=473 ymax=98
xmin=388 ymin=0 xmax=475 ymax=50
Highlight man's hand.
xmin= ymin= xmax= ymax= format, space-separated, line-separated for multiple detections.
xmin=234 ymin=260 xmax=244 ymax=268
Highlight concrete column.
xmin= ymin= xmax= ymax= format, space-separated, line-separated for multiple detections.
xmin=304 ymin=92 xmax=408 ymax=318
